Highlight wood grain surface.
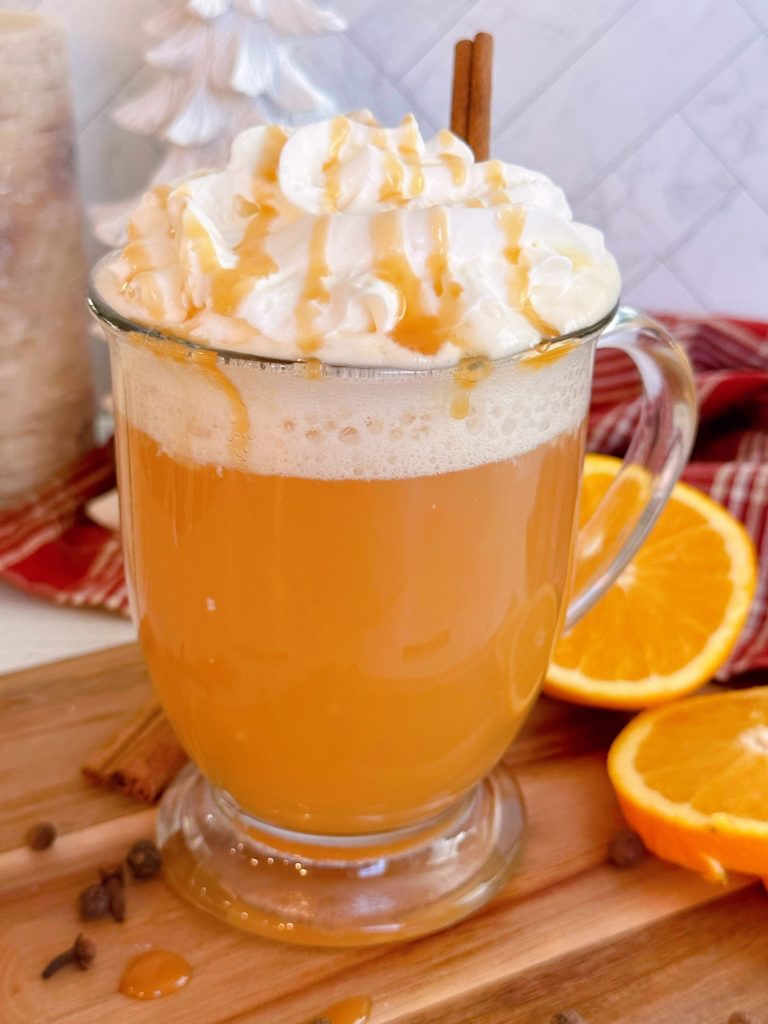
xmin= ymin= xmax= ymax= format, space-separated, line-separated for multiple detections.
xmin=0 ymin=645 xmax=762 ymax=1024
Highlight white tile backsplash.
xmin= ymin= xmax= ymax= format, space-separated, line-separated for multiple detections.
xmin=624 ymin=263 xmax=708 ymax=316
xmin=576 ymin=115 xmax=737 ymax=284
xmin=669 ymin=192 xmax=768 ymax=318
xmin=1 ymin=0 xmax=767 ymax=338
xmin=403 ymin=0 xmax=636 ymax=137
xmin=737 ymin=0 xmax=768 ymax=32
xmin=495 ymin=0 xmax=757 ymax=198
xmin=683 ymin=36 xmax=768 ymax=213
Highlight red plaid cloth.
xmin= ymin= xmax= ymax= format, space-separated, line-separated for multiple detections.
xmin=1 ymin=315 xmax=766 ymax=680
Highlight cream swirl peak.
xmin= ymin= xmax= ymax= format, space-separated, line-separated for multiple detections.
xmin=98 ymin=113 xmax=620 ymax=367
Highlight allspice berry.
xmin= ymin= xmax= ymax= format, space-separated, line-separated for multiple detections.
xmin=26 ymin=821 xmax=57 ymax=851
xmin=78 ymin=883 xmax=111 ymax=921
xmin=607 ymin=828 xmax=646 ymax=868
xmin=126 ymin=838 xmax=163 ymax=881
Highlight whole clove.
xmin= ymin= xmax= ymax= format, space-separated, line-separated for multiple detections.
xmin=607 ymin=828 xmax=646 ymax=868
xmin=78 ymin=883 xmax=112 ymax=921
xmin=41 ymin=934 xmax=96 ymax=979
xmin=549 ymin=1012 xmax=588 ymax=1024
xmin=126 ymin=838 xmax=163 ymax=880
xmin=100 ymin=864 xmax=126 ymax=922
xmin=26 ymin=821 xmax=57 ymax=851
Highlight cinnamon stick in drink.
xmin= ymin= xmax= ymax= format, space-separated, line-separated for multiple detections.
xmin=466 ymin=32 xmax=493 ymax=161
xmin=450 ymin=38 xmax=472 ymax=141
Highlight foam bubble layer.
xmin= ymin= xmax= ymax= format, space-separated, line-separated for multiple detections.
xmin=112 ymin=337 xmax=593 ymax=481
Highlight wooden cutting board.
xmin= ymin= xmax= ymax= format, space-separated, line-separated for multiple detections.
xmin=0 ymin=644 xmax=766 ymax=1024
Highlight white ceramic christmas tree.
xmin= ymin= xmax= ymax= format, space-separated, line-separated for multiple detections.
xmin=91 ymin=0 xmax=346 ymax=246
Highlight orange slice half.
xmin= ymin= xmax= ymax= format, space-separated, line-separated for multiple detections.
xmin=545 ymin=455 xmax=756 ymax=710
xmin=608 ymin=687 xmax=768 ymax=879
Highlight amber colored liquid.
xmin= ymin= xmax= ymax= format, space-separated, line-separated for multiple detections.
xmin=118 ymin=420 xmax=584 ymax=835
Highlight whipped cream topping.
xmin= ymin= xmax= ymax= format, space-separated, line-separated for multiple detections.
xmin=97 ymin=113 xmax=620 ymax=368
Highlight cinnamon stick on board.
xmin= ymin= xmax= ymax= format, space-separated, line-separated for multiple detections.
xmin=450 ymin=31 xmax=494 ymax=160
xmin=83 ymin=700 xmax=187 ymax=803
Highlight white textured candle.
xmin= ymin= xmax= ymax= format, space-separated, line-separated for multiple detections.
xmin=0 ymin=12 xmax=92 ymax=505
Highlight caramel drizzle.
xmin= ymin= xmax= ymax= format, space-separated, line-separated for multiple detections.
xmin=439 ymin=152 xmax=468 ymax=187
xmin=372 ymin=207 xmax=464 ymax=356
xmin=256 ymin=124 xmax=287 ymax=185
xmin=296 ymin=215 xmax=331 ymax=353
xmin=484 ymin=159 xmax=506 ymax=191
xmin=323 ymin=116 xmax=351 ymax=211
xmin=499 ymin=206 xmax=558 ymax=339
xmin=398 ymin=115 xmax=428 ymax=198
xmin=378 ymin=151 xmax=406 ymax=204
xmin=181 ymin=127 xmax=286 ymax=319
xmin=397 ymin=114 xmax=420 ymax=161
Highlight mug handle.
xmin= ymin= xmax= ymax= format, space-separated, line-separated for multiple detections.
xmin=564 ymin=306 xmax=698 ymax=629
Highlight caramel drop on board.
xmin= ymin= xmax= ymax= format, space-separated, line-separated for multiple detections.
xmin=119 ymin=950 xmax=192 ymax=1000
xmin=308 ymin=995 xmax=372 ymax=1024
xmin=323 ymin=116 xmax=351 ymax=211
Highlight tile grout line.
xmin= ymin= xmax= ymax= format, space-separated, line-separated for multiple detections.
xmin=679 ymin=105 xmax=768 ymax=220
xmin=572 ymin=26 xmax=763 ymax=206
xmin=620 ymin=178 xmax=741 ymax=294
xmin=733 ymin=0 xmax=765 ymax=31
xmin=491 ymin=0 xmax=642 ymax=140
xmin=652 ymin=185 xmax=743 ymax=308
xmin=349 ymin=0 xmax=485 ymax=92
xmin=623 ymin=258 xmax=710 ymax=314
xmin=329 ymin=29 xmax=440 ymax=132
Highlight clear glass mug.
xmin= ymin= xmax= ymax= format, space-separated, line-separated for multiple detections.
xmin=90 ymin=277 xmax=696 ymax=946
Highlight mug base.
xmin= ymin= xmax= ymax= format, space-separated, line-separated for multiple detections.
xmin=156 ymin=763 xmax=526 ymax=947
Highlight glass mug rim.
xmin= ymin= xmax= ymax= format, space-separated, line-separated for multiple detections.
xmin=88 ymin=254 xmax=619 ymax=378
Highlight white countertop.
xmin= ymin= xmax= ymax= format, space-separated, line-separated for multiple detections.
xmin=0 ymin=581 xmax=135 ymax=674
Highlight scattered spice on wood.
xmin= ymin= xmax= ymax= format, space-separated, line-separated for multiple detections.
xmin=100 ymin=864 xmax=126 ymax=922
xmin=607 ymin=827 xmax=646 ymax=868
xmin=549 ymin=1012 xmax=588 ymax=1024
xmin=41 ymin=934 xmax=96 ymax=979
xmin=26 ymin=821 xmax=57 ymax=851
xmin=78 ymin=883 xmax=112 ymax=921
xmin=126 ymin=838 xmax=163 ymax=880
